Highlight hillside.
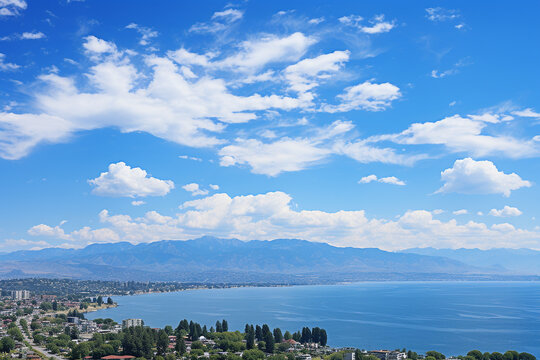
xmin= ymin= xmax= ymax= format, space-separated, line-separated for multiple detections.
xmin=0 ymin=237 xmax=533 ymax=282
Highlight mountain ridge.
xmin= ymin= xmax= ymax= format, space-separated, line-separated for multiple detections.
xmin=1 ymin=237 xmax=537 ymax=282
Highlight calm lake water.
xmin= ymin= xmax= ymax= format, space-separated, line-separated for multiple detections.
xmin=87 ymin=282 xmax=540 ymax=356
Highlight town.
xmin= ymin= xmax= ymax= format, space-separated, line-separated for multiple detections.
xmin=0 ymin=288 xmax=536 ymax=360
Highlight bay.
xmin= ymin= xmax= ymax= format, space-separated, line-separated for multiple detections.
xmin=87 ymin=281 xmax=540 ymax=356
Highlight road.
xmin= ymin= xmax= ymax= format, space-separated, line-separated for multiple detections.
xmin=18 ymin=315 xmax=66 ymax=360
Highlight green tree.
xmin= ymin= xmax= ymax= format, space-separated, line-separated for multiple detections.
xmin=262 ymin=325 xmax=274 ymax=353
xmin=503 ymin=352 xmax=519 ymax=360
xmin=222 ymin=320 xmax=229 ymax=332
xmin=426 ymin=351 xmax=445 ymax=360
xmin=255 ymin=325 xmax=262 ymax=341
xmin=0 ymin=337 xmax=15 ymax=353
xmin=52 ymin=301 xmax=58 ymax=311
xmin=491 ymin=353 xmax=504 ymax=360
xmin=246 ymin=328 xmax=255 ymax=350
xmin=319 ymin=329 xmax=327 ymax=347
xmin=518 ymin=353 xmax=536 ymax=360
xmin=283 ymin=331 xmax=292 ymax=340
xmin=107 ymin=297 xmax=114 ymax=305
xmin=468 ymin=351 xmax=483 ymax=360
xmin=7 ymin=327 xmax=23 ymax=342
xmin=216 ymin=321 xmax=223 ymax=333
xmin=273 ymin=328 xmax=283 ymax=343
xmin=164 ymin=325 xmax=174 ymax=336
xmin=175 ymin=338 xmax=187 ymax=355
xmin=97 ymin=296 xmax=103 ymax=306
xmin=243 ymin=349 xmax=265 ymax=360
xmin=157 ymin=330 xmax=169 ymax=356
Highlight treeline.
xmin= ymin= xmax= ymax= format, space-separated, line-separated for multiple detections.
xmin=69 ymin=318 xmax=328 ymax=359
xmin=354 ymin=349 xmax=536 ymax=360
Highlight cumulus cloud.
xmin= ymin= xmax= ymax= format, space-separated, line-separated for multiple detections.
xmin=339 ymin=14 xmax=395 ymax=34
xmin=0 ymin=0 xmax=26 ymax=16
xmin=489 ymin=205 xmax=523 ymax=217
xmin=323 ymin=81 xmax=401 ymax=112
xmin=182 ymin=183 xmax=209 ymax=196
xmin=284 ymin=50 xmax=350 ymax=104
xmin=219 ymin=137 xmax=331 ymax=176
xmin=83 ymin=35 xmax=118 ymax=55
xmin=131 ymin=200 xmax=145 ymax=206
xmin=214 ymin=32 xmax=316 ymax=73
xmin=217 ymin=120 xmax=412 ymax=176
xmin=436 ymin=158 xmax=532 ymax=197
xmin=27 ymin=191 xmax=540 ymax=250
xmin=88 ymin=162 xmax=174 ymax=198
xmin=453 ymin=209 xmax=468 ymax=215
xmin=371 ymin=113 xmax=539 ymax=159
xmin=0 ymin=35 xmax=310 ymax=160
xmin=359 ymin=174 xmax=405 ymax=186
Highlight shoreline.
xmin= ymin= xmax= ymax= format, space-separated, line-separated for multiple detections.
xmin=88 ymin=279 xmax=540 ymax=301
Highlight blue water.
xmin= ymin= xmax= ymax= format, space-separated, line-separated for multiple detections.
xmin=87 ymin=282 xmax=540 ymax=356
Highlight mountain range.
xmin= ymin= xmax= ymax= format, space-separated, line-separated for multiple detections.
xmin=1 ymin=237 xmax=538 ymax=282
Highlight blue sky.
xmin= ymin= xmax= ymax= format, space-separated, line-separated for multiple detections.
xmin=1 ymin=0 xmax=539 ymax=252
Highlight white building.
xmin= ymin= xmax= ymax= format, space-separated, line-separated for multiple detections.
xmin=122 ymin=318 xmax=143 ymax=329
xmin=11 ymin=290 xmax=30 ymax=300
xmin=344 ymin=353 xmax=356 ymax=360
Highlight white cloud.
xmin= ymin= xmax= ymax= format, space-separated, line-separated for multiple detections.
xmin=190 ymin=8 xmax=244 ymax=34
xmin=512 ymin=108 xmax=540 ymax=119
xmin=425 ymin=7 xmax=460 ymax=22
xmin=453 ymin=209 xmax=468 ymax=215
xmin=308 ymin=17 xmax=325 ymax=25
xmin=0 ymin=0 xmax=26 ymax=16
xmin=182 ymin=183 xmax=209 ymax=196
xmin=20 ymin=31 xmax=45 ymax=40
xmin=178 ymin=155 xmax=203 ymax=161
xmin=219 ymin=137 xmax=331 ymax=176
xmin=88 ymin=162 xmax=174 ymax=198
xmin=28 ymin=224 xmax=70 ymax=240
xmin=209 ymin=184 xmax=219 ymax=190
xmin=216 ymin=120 xmax=409 ymax=176
xmin=284 ymin=50 xmax=350 ymax=104
xmin=339 ymin=14 xmax=395 ymax=34
xmin=1 ymin=36 xmax=308 ymax=159
xmin=431 ymin=58 xmax=471 ymax=79
xmin=212 ymin=8 xmax=243 ymax=22
xmin=359 ymin=174 xmax=405 ymax=186
xmin=83 ymin=35 xmax=118 ymax=55
xmin=323 ymin=81 xmax=401 ymax=112
xmin=489 ymin=205 xmax=523 ymax=217
xmin=28 ymin=191 xmax=540 ymax=250
xmin=215 ymin=32 xmax=316 ymax=73
xmin=436 ymin=158 xmax=532 ymax=197
xmin=131 ymin=200 xmax=145 ymax=206
xmin=168 ymin=48 xmax=214 ymax=67
xmin=0 ymin=239 xmax=50 ymax=251
xmin=372 ymin=113 xmax=539 ymax=158
xmin=0 ymin=53 xmax=19 ymax=71
xmin=334 ymin=140 xmax=426 ymax=166
xmin=125 ymin=23 xmax=158 ymax=46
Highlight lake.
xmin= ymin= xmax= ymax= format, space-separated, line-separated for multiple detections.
xmin=87 ymin=282 xmax=540 ymax=356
